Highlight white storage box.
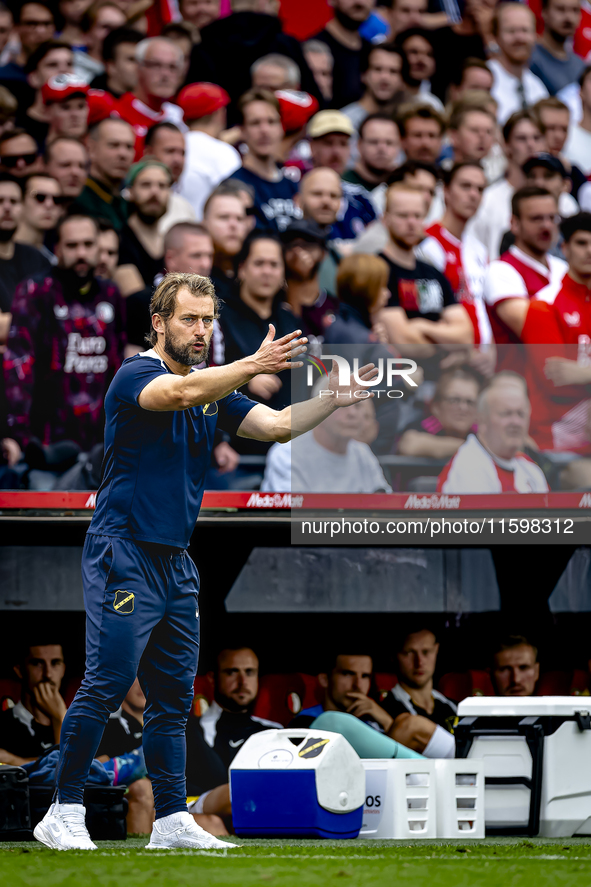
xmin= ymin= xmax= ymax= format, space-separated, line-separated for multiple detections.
xmin=360 ymin=759 xmax=436 ymax=839
xmin=455 ymin=696 xmax=591 ymax=837
xmin=229 ymin=729 xmax=365 ymax=838
xmin=434 ymin=758 xmax=485 ymax=839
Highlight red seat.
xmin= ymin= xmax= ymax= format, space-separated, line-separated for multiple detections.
xmin=0 ymin=678 xmax=19 ymax=711
xmin=297 ymin=673 xmax=322 ymax=709
xmin=62 ymin=676 xmax=83 ymax=707
xmin=191 ymin=675 xmax=213 ymax=717
xmin=438 ymin=670 xmax=495 ymax=702
xmin=537 ymin=670 xmax=591 ymax=696
xmin=570 ymin=669 xmax=590 ymax=696
xmin=253 ymin=673 xmax=308 ymax=727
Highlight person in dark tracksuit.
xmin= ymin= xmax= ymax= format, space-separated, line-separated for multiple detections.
xmin=34 ymin=270 xmax=371 ymax=851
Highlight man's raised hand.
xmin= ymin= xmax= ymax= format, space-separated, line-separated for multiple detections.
xmin=251 ymin=325 xmax=308 ymax=375
xmin=324 ymin=360 xmax=379 ymax=408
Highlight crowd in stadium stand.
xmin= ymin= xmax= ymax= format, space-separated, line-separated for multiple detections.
xmin=2 ymin=629 xmax=588 ymax=834
xmin=1 ymin=0 xmax=591 ymax=494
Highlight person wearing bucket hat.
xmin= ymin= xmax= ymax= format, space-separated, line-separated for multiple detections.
xmin=118 ymin=158 xmax=171 ymax=287
xmin=176 ymin=82 xmax=241 ymax=220
xmin=307 ymin=109 xmax=377 ymax=246
xmin=42 ymin=73 xmax=89 ymax=142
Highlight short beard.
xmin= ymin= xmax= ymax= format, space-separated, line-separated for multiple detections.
xmin=334 ymin=7 xmax=364 ymax=30
xmin=214 ymin=689 xmax=256 ymax=715
xmin=391 ymin=233 xmax=419 ymax=252
xmin=163 ymin=324 xmax=210 ymax=366
xmin=0 ymin=225 xmax=16 ymax=243
xmin=364 ymin=161 xmax=391 ymax=179
xmin=136 ymin=207 xmax=165 ymax=226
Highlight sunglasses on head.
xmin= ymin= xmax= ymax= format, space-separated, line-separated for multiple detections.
xmin=1 ymin=153 xmax=38 ymax=169
xmin=31 ymin=191 xmax=68 ymax=206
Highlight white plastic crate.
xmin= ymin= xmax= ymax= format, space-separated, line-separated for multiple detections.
xmin=360 ymin=759 xmax=436 ymax=839
xmin=434 ymin=758 xmax=485 ymax=838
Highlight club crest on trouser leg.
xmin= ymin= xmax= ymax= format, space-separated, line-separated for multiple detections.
xmin=113 ymin=590 xmax=135 ymax=614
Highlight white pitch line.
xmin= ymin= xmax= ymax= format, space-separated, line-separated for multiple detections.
xmin=98 ymin=851 xmax=590 ymax=861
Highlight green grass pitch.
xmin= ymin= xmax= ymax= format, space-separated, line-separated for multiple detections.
xmin=2 ymin=837 xmax=591 ymax=887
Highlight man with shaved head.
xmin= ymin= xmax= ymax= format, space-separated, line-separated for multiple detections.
xmin=296 ymin=167 xmax=343 ymax=297
xmin=437 ymin=376 xmax=549 ymax=493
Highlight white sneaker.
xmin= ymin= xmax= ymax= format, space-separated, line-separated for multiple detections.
xmin=33 ymin=803 xmax=97 ymax=851
xmin=145 ymin=811 xmax=239 ymax=850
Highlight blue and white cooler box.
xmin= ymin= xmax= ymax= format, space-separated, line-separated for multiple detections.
xmin=229 ymin=728 xmax=366 ymax=838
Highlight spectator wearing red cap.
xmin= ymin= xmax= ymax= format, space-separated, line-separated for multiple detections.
xmin=275 ymin=89 xmax=319 ymax=168
xmin=176 ymin=82 xmax=241 ymax=221
xmin=42 ymin=73 xmax=89 ymax=144
xmin=17 ymin=40 xmax=74 ymax=149
xmin=117 ymin=36 xmax=186 ymax=159
xmin=86 ymin=87 xmax=118 ymax=127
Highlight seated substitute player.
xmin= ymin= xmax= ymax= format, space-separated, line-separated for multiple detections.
xmin=0 ymin=640 xmax=66 ymax=765
xmin=34 ymin=271 xmax=378 ymax=852
xmin=417 ymin=162 xmax=491 ymax=346
xmin=185 ymin=646 xmax=281 ymax=827
xmin=290 ymin=653 xmax=394 ymax=733
xmin=380 ymin=627 xmax=457 ymax=758
xmin=483 ymin=186 xmax=568 ymax=345
xmin=490 ymin=635 xmax=540 ymax=697
xmin=437 ymin=375 xmax=549 ymax=493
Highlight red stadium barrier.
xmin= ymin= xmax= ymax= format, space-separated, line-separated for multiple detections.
xmin=1 ymin=491 xmax=591 ymax=511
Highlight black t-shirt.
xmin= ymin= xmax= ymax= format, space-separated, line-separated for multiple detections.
xmin=312 ymin=29 xmax=371 ymax=109
xmin=210 ymin=266 xmax=238 ymax=306
xmin=0 ymin=703 xmax=55 ymax=758
xmin=380 ymin=253 xmax=456 ymax=322
xmin=0 ymin=244 xmax=51 ymax=313
xmin=96 ymin=708 xmax=143 ymax=759
xmin=118 ymin=224 xmax=164 ymax=288
xmin=185 ymin=702 xmax=280 ymax=796
xmin=125 ymin=285 xmax=152 ymax=348
xmin=381 ymin=687 xmax=457 ymax=733
xmin=218 ymin=291 xmax=295 ymax=439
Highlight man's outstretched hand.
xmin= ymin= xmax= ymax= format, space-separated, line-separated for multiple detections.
xmin=250 ymin=325 xmax=308 ymax=375
xmin=324 ymin=360 xmax=379 ymax=408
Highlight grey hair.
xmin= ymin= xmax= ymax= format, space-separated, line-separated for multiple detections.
xmin=251 ymin=53 xmax=301 ymax=88
xmin=478 ymin=375 xmax=529 ymax=417
xmin=303 ymin=40 xmax=334 ymax=65
xmin=136 ymin=36 xmax=184 ymax=66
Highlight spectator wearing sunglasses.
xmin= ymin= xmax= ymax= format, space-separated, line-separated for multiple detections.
xmin=15 ymin=174 xmax=66 ymax=265
xmin=0 ymin=129 xmax=44 ymax=179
